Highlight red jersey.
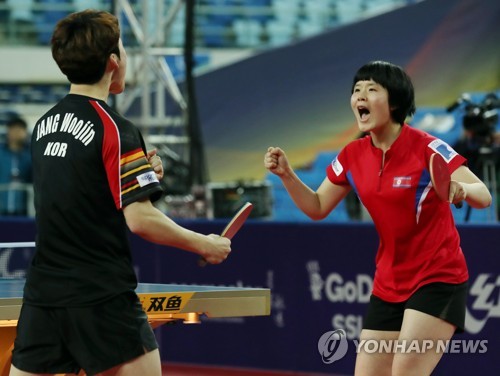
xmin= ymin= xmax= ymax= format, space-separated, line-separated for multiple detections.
xmin=326 ymin=125 xmax=468 ymax=302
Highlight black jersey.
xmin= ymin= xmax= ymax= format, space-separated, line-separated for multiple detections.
xmin=25 ymin=94 xmax=163 ymax=307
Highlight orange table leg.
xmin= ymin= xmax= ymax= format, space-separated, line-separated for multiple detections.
xmin=0 ymin=326 xmax=16 ymax=376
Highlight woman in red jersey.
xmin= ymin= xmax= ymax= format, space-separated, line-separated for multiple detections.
xmin=264 ymin=61 xmax=491 ymax=376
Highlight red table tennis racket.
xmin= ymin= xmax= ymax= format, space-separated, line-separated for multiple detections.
xmin=198 ymin=202 xmax=254 ymax=267
xmin=430 ymin=153 xmax=462 ymax=209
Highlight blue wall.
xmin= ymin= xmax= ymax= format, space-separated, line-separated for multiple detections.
xmin=1 ymin=218 xmax=499 ymax=375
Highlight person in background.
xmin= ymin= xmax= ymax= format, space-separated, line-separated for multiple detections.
xmin=0 ymin=116 xmax=32 ymax=216
xmin=452 ymin=100 xmax=500 ymax=221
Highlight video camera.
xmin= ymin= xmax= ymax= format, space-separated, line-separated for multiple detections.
xmin=447 ymin=92 xmax=500 ymax=146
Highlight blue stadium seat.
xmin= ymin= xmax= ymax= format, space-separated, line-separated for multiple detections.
xmin=266 ymin=18 xmax=295 ymax=47
xmin=303 ymin=0 xmax=331 ymax=26
xmin=272 ymin=0 xmax=299 ymax=23
xmin=333 ymin=0 xmax=363 ymax=25
xmin=233 ymin=18 xmax=263 ymax=47
xmin=241 ymin=0 xmax=272 ymax=23
xmin=265 ymin=150 xmax=351 ymax=222
xmin=312 ymin=151 xmax=338 ymax=172
xmin=410 ymin=107 xmax=462 ymax=146
xmin=467 ymin=203 xmax=498 ymax=223
xmin=198 ymin=0 xmax=237 ymax=47
xmin=297 ymin=20 xmax=324 ymax=39
xmin=203 ymin=0 xmax=238 ymax=25
xmin=73 ymin=0 xmax=103 ymax=11
xmin=452 ymin=201 xmax=498 ymax=224
xmin=198 ymin=18 xmax=228 ymax=47
xmin=269 ymin=184 xmax=350 ymax=223
xmin=33 ymin=0 xmax=74 ymax=45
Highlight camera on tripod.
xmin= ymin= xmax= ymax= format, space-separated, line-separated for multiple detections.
xmin=448 ymin=92 xmax=500 ymax=222
xmin=447 ymin=92 xmax=500 ymax=147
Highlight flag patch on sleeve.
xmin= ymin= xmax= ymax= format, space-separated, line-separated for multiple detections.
xmin=137 ymin=171 xmax=159 ymax=187
xmin=428 ymin=139 xmax=457 ymax=162
xmin=331 ymin=158 xmax=344 ymax=176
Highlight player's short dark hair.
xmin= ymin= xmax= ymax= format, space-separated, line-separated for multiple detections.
xmin=51 ymin=10 xmax=121 ymax=85
xmin=352 ymin=61 xmax=416 ymax=125
xmin=7 ymin=117 xmax=27 ymax=129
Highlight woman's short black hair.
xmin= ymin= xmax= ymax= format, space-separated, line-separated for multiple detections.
xmin=352 ymin=61 xmax=416 ymax=125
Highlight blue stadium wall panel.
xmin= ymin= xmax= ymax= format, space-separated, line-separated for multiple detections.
xmin=1 ymin=218 xmax=499 ymax=375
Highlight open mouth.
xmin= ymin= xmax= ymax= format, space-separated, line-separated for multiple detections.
xmin=358 ymin=106 xmax=370 ymax=121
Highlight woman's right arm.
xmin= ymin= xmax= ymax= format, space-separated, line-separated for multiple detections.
xmin=265 ymin=146 xmax=351 ymax=220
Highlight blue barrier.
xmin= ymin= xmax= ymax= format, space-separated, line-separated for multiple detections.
xmin=1 ymin=218 xmax=499 ymax=375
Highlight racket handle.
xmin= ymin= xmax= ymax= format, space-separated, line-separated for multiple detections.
xmin=454 ymin=202 xmax=463 ymax=209
xmin=198 ymin=257 xmax=208 ymax=267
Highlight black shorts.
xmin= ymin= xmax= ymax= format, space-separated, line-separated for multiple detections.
xmin=12 ymin=290 xmax=158 ymax=375
xmin=363 ymin=281 xmax=468 ymax=333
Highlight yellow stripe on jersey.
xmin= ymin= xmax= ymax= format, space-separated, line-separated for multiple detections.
xmin=120 ymin=165 xmax=151 ymax=179
xmin=120 ymin=151 xmax=144 ymax=165
xmin=122 ymin=183 xmax=141 ymax=196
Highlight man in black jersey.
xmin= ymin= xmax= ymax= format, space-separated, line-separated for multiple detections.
xmin=10 ymin=10 xmax=231 ymax=376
